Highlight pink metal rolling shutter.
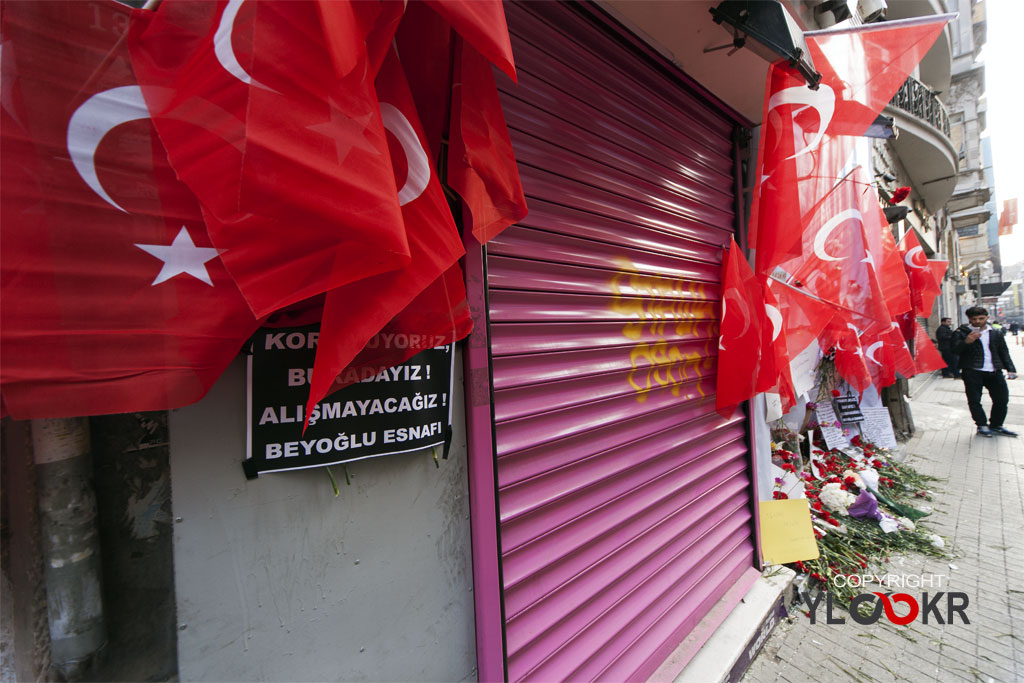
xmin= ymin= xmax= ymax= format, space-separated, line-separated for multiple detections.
xmin=487 ymin=4 xmax=756 ymax=681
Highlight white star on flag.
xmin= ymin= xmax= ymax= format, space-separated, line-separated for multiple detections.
xmin=306 ymin=97 xmax=376 ymax=164
xmin=135 ymin=226 xmax=219 ymax=286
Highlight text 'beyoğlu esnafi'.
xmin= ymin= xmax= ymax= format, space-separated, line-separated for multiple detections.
xmin=244 ymin=324 xmax=454 ymax=478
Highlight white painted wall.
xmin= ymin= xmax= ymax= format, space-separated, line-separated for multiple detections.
xmin=168 ymin=353 xmax=476 ymax=682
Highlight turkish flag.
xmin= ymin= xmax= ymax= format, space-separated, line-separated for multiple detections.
xmin=448 ymin=34 xmax=528 ymax=244
xmin=1 ymin=0 xmax=260 ymax=418
xmin=804 ymin=16 xmax=950 ymax=136
xmin=819 ymin=315 xmax=873 ymax=393
xmin=920 ymin=260 xmax=948 ymax=317
xmin=886 ymin=322 xmax=918 ymax=379
xmin=897 ymin=230 xmax=941 ymax=317
xmin=715 ymin=239 xmax=766 ymax=416
xmin=393 ymin=2 xmax=526 ymax=245
xmin=831 ymin=323 xmax=873 ymax=394
xmin=749 ymin=62 xmax=855 ymax=276
xmin=750 ymin=15 xmax=949 ymax=278
xmin=912 ymin=321 xmax=947 ymax=374
xmin=423 ymin=0 xmax=517 ymax=82
xmin=776 ymin=163 xmax=891 ymax=335
xmin=861 ymin=327 xmax=896 ymax=389
xmin=128 ymin=0 xmax=412 ymax=318
xmin=998 ymin=198 xmax=1018 ymax=236
xmin=876 ymin=208 xmax=913 ymax=318
xmin=306 ymin=46 xmax=468 ymax=421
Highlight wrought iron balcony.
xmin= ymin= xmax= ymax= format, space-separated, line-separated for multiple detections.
xmin=889 ymin=75 xmax=950 ymax=137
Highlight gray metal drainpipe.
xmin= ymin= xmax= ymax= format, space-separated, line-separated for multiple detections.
xmin=31 ymin=418 xmax=106 ymax=680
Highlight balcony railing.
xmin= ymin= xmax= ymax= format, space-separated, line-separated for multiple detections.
xmin=889 ymin=76 xmax=950 ymax=137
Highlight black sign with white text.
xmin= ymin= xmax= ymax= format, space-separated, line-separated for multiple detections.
xmin=245 ymin=325 xmax=454 ymax=478
xmin=833 ymin=396 xmax=865 ymax=424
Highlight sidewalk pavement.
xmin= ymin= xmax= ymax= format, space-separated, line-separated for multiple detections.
xmin=741 ymin=337 xmax=1024 ymax=683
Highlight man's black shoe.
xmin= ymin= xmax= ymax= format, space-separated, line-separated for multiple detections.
xmin=990 ymin=426 xmax=1018 ymax=437
xmin=977 ymin=426 xmax=994 ymax=438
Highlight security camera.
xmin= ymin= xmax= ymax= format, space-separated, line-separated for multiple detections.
xmin=857 ymin=0 xmax=887 ymax=23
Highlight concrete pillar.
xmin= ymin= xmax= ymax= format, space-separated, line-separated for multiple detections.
xmin=31 ymin=418 xmax=106 ymax=679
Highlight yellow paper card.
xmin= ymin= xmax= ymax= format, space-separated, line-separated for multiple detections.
xmin=758 ymin=499 xmax=820 ymax=565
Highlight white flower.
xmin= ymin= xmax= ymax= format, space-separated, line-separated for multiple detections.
xmin=879 ymin=515 xmax=900 ymax=533
xmin=859 ymin=468 xmax=880 ymax=492
xmin=896 ymin=516 xmax=916 ymax=531
xmin=929 ymin=534 xmax=946 ymax=549
xmin=819 ymin=482 xmax=857 ymax=514
xmin=842 ymin=470 xmax=864 ymax=489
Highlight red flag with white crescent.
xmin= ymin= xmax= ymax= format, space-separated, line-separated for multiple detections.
xmin=750 ymin=15 xmax=950 ymax=278
xmin=128 ymin=0 xmax=412 ymax=318
xmin=823 ymin=318 xmax=872 ymax=393
xmin=912 ymin=321 xmax=947 ymax=374
xmin=306 ymin=46 xmax=469 ymax=422
xmin=775 ymin=162 xmax=892 ymax=334
xmin=860 ymin=327 xmax=896 ymax=389
xmin=715 ymin=239 xmax=766 ymax=416
xmin=897 ymin=230 xmax=941 ymax=317
xmin=1 ymin=0 xmax=260 ymax=418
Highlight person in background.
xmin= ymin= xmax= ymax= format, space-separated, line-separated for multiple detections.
xmin=952 ymin=306 xmax=1018 ymax=438
xmin=1010 ymin=321 xmax=1021 ymax=336
xmin=936 ymin=317 xmax=958 ymax=378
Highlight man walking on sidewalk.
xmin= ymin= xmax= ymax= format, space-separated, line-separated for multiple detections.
xmin=936 ymin=317 xmax=959 ymax=378
xmin=952 ymin=306 xmax=1018 ymax=437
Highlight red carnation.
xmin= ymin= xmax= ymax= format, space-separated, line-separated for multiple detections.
xmin=890 ymin=186 xmax=911 ymax=203
xmin=831 ymin=389 xmax=841 ymax=397
xmin=844 ymin=476 xmax=857 ymax=485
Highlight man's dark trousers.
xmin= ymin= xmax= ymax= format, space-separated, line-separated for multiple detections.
xmin=961 ymin=368 xmax=1010 ymax=428
xmin=941 ymin=349 xmax=959 ymax=378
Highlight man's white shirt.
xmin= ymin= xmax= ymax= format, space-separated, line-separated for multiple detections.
xmin=978 ymin=328 xmax=994 ymax=371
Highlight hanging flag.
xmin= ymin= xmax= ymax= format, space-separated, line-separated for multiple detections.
xmin=423 ymin=0 xmax=517 ymax=81
xmin=716 ymin=239 xmax=766 ymax=416
xmin=803 ymin=16 xmax=951 ymax=136
xmin=1 ymin=0 xmax=260 ymax=418
xmin=819 ymin=315 xmax=872 ymax=393
xmin=750 ymin=15 xmax=950 ymax=278
xmin=912 ymin=321 xmax=947 ymax=374
xmin=749 ymin=61 xmax=854 ymax=277
xmin=886 ymin=322 xmax=918 ymax=379
xmin=921 ymin=259 xmax=948 ymax=318
xmin=860 ymin=327 xmax=896 ymax=389
xmin=876 ymin=205 xmax=914 ymax=318
xmin=775 ymin=162 xmax=892 ymax=335
xmin=998 ymin=198 xmax=1017 ymax=236
xmin=392 ymin=2 xmax=527 ymax=246
xmin=306 ymin=46 xmax=468 ymax=422
xmin=897 ymin=230 xmax=941 ymax=317
xmin=447 ymin=33 xmax=529 ymax=244
xmin=128 ymin=0 xmax=412 ymax=318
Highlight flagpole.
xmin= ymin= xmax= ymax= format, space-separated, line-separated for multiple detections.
xmin=804 ymin=13 xmax=957 ymax=37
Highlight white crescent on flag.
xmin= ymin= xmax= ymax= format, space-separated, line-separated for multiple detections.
xmin=812 ymin=208 xmax=862 ymax=262
xmin=904 ymin=246 xmax=927 ymax=269
xmin=67 ymin=86 xmax=150 ymax=213
xmin=766 ymin=84 xmax=836 ymax=162
xmin=765 ymin=304 xmax=783 ymax=342
xmin=379 ymin=102 xmax=430 ymax=206
xmin=214 ymin=0 xmax=274 ymax=91
xmin=866 ymin=341 xmax=884 ymax=366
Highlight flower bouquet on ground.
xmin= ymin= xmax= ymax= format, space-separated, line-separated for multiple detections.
xmin=781 ymin=436 xmax=949 ymax=610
